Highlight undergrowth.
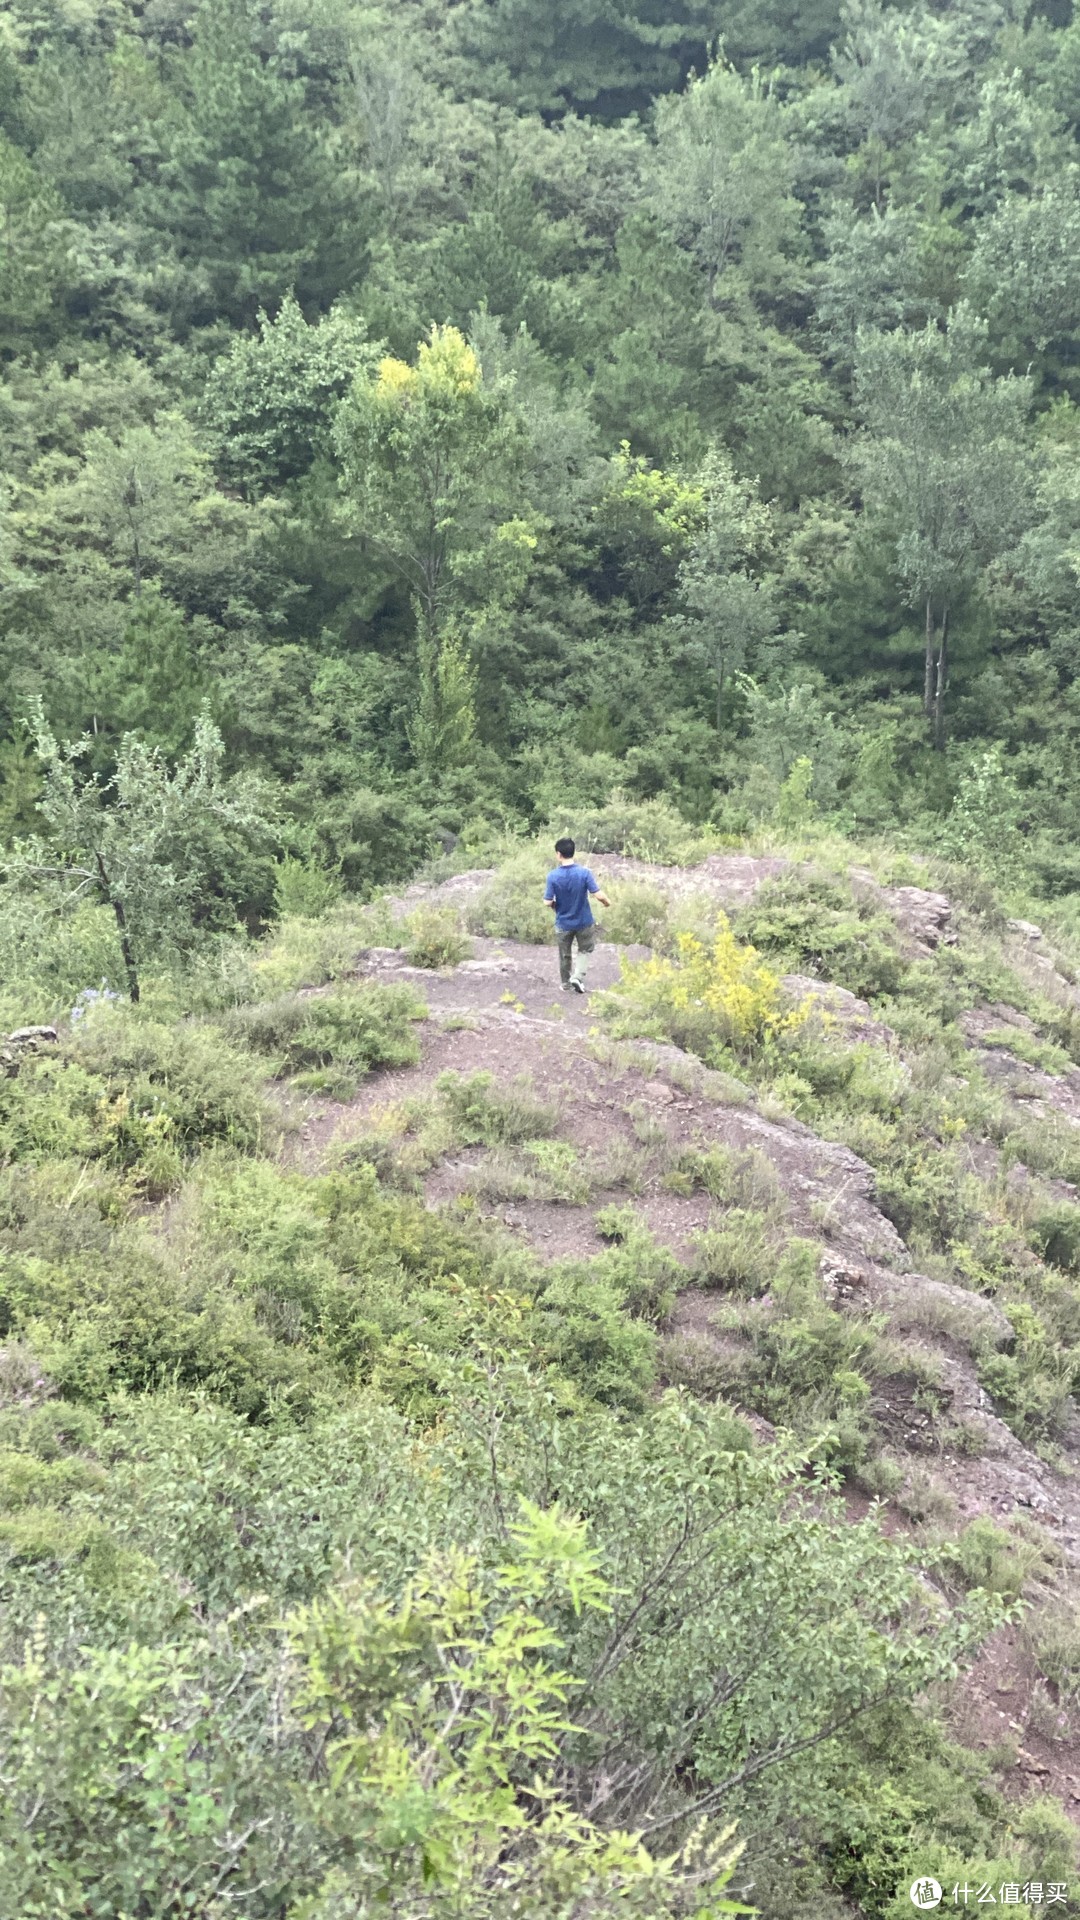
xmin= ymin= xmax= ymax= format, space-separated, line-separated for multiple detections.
xmin=223 ymin=982 xmax=426 ymax=1096
xmin=3 ymin=834 xmax=1080 ymax=1909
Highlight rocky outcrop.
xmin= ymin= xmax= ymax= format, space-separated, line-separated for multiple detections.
xmin=848 ymin=868 xmax=957 ymax=956
xmin=1 ymin=1025 xmax=59 ymax=1076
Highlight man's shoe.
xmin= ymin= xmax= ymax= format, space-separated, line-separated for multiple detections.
xmin=569 ymin=978 xmax=586 ymax=994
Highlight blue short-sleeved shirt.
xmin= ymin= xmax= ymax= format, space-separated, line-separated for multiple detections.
xmin=545 ymin=863 xmax=599 ymax=932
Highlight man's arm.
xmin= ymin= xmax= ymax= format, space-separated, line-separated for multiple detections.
xmin=587 ymin=872 xmax=610 ymax=909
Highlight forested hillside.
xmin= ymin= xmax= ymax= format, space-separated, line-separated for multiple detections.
xmin=8 ymin=0 xmax=1080 ymax=1915
xmin=7 ymin=0 xmax=1080 ymax=882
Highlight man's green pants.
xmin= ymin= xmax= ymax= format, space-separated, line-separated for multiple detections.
xmin=557 ymin=922 xmax=596 ymax=988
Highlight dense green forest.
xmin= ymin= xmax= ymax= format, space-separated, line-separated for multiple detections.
xmin=9 ymin=0 xmax=1080 ymax=1914
xmin=7 ymin=0 xmax=1080 ymax=893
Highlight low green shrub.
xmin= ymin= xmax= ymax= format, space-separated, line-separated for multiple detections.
xmin=1038 ymin=997 xmax=1080 ymax=1066
xmin=250 ymin=902 xmax=395 ymax=996
xmin=658 ymin=1329 xmax=753 ymax=1404
xmin=873 ymin=1142 xmax=980 ymax=1250
xmin=0 ymin=891 xmax=123 ymax=1023
xmin=1026 ymin=1598 xmax=1080 ymax=1705
xmin=71 ymin=1007 xmax=268 ymax=1153
xmin=465 ymin=851 xmax=553 ymax=944
xmin=531 ymin=1215 xmax=682 ymax=1406
xmin=586 ymin=1136 xmax=648 ymax=1193
xmin=434 ymin=1070 xmax=557 ymax=1145
xmin=942 ymin=1516 xmax=1046 ymax=1603
xmin=589 ymin=1207 xmax=681 ymax=1320
xmin=0 ymin=1397 xmax=100 ymax=1458
xmin=0 ymin=1235 xmax=324 ymax=1419
xmin=532 ymin=1266 xmax=659 ymax=1409
xmin=743 ymin=1302 xmax=881 ymax=1430
xmin=692 ymin=1209 xmax=775 ymax=1294
xmin=601 ymin=883 xmax=669 ymax=948
xmin=0 ymin=1010 xmax=268 ymax=1193
xmin=523 ymin=1137 xmax=591 ymax=1201
xmin=0 ymin=1504 xmax=120 ymax=1573
xmin=467 ymin=1139 xmax=591 ymax=1205
xmin=978 ymin=1346 xmax=1074 ymax=1443
xmin=224 ymin=982 xmax=425 ymax=1096
xmin=780 ymin=1034 xmax=906 ymax=1117
xmin=549 ymin=792 xmax=717 ymax=864
xmin=664 ymin=1143 xmax=735 ymax=1199
xmin=977 ymin=1299 xmax=1075 ymax=1442
xmin=738 ymin=872 xmax=907 ymax=1000
xmin=1011 ymin=1796 xmax=1078 ymax=1888
xmin=1028 ymin=1200 xmax=1080 ymax=1274
xmin=665 ymin=1142 xmax=786 ymax=1213
xmin=827 ymin=1728 xmax=1020 ymax=1920
xmin=403 ymin=907 xmax=471 ymax=969
xmin=1003 ymin=1112 xmax=1080 ymax=1189
xmin=271 ymin=854 xmax=343 ymax=919
xmin=853 ymin=1450 xmax=906 ymax=1499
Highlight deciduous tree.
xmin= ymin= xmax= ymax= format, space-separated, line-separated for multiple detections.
xmin=4 ymin=710 xmax=272 ymax=1000
xmin=334 ymin=325 xmax=523 ymax=770
xmin=851 ymin=307 xmax=1034 ymax=748
xmin=676 ymin=449 xmax=781 ymax=730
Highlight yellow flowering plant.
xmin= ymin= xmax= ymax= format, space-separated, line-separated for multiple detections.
xmin=604 ymin=916 xmax=810 ymax=1066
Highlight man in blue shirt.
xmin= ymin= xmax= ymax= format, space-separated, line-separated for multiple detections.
xmin=544 ymin=837 xmax=610 ymax=994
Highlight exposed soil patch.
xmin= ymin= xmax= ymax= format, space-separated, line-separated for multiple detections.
xmin=275 ymin=912 xmax=1080 ymax=1544
xmin=298 ymin=947 xmax=911 ymax=1273
xmin=952 ymin=1622 xmax=1080 ymax=1825
xmin=271 ymin=861 xmax=1080 ymax=1825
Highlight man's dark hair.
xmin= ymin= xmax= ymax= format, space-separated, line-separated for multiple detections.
xmin=554 ymin=837 xmax=576 ymax=858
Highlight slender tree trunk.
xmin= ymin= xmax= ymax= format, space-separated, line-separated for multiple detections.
xmin=409 ymin=600 xmax=443 ymax=774
xmin=124 ymin=480 xmax=142 ymax=598
xmin=716 ymin=657 xmax=726 ymax=732
xmin=923 ymin=594 xmax=935 ymax=718
xmin=94 ymin=851 xmax=140 ymax=1002
xmin=932 ymin=605 xmax=949 ymax=752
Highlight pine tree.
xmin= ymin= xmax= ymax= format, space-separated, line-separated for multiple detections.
xmin=144 ymin=0 xmax=367 ymax=325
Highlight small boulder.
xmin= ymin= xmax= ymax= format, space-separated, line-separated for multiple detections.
xmin=879 ymin=884 xmax=956 ymax=956
xmin=820 ymin=1253 xmax=871 ymax=1307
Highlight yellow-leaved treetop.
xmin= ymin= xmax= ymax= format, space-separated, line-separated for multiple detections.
xmin=335 ymin=325 xmax=522 ymax=771
xmin=374 ymin=325 xmax=483 ymax=412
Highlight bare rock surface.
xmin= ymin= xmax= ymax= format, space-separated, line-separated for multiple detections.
xmin=975 ymin=1047 xmax=1080 ymax=1129
xmin=960 ymin=1002 xmax=1039 ymax=1044
xmin=879 ymin=883 xmax=957 ymax=955
xmin=848 ymin=867 xmax=957 ymax=955
xmin=391 ymin=851 xmax=800 ymax=921
xmin=280 ymin=868 xmax=1080 ymax=1587
xmin=289 ymin=865 xmax=1080 ymax=1813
